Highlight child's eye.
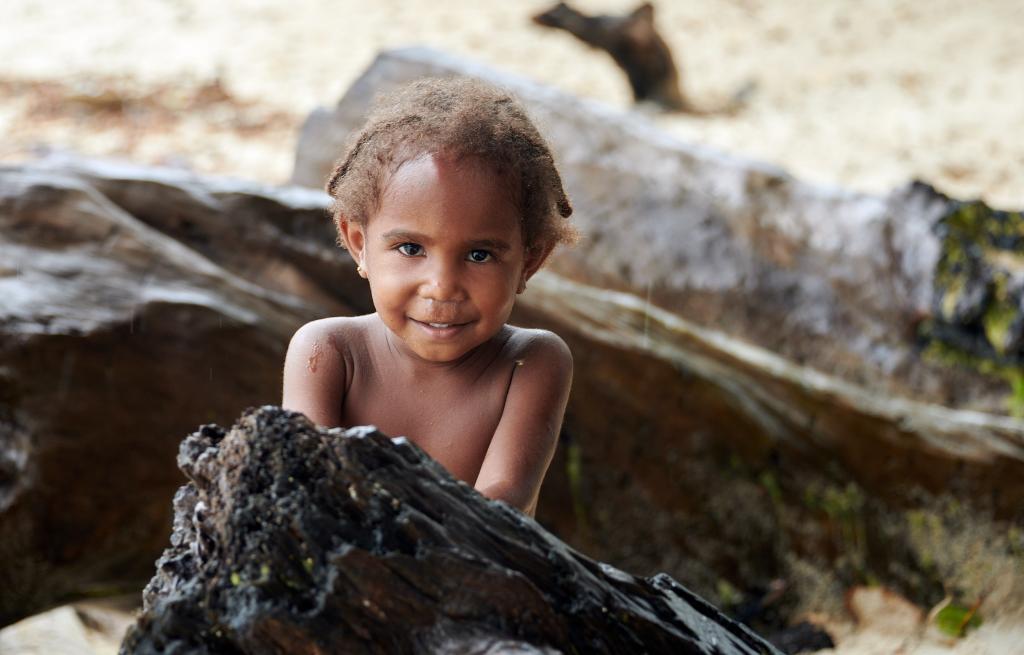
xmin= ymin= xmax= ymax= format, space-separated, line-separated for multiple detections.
xmin=396 ymin=243 xmax=423 ymax=257
xmin=467 ymin=249 xmax=492 ymax=263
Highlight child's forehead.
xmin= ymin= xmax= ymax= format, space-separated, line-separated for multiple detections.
xmin=367 ymin=153 xmax=526 ymax=241
xmin=380 ymin=152 xmax=520 ymax=209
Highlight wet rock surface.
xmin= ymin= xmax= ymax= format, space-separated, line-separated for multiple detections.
xmin=120 ymin=406 xmax=779 ymax=655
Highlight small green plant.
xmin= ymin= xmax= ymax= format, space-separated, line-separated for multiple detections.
xmin=716 ymin=579 xmax=743 ymax=608
xmin=1008 ymin=370 xmax=1024 ymax=418
xmin=565 ymin=440 xmax=590 ymax=537
xmin=935 ymin=602 xmax=983 ymax=638
xmin=757 ymin=470 xmax=783 ymax=507
xmin=805 ymin=482 xmax=869 ymax=580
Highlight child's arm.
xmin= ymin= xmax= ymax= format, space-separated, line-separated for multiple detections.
xmin=282 ymin=319 xmax=347 ymax=427
xmin=474 ymin=331 xmax=573 ymax=517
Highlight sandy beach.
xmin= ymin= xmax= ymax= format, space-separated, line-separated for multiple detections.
xmin=2 ymin=0 xmax=1023 ymax=206
xmin=1 ymin=1 xmax=1023 ymax=653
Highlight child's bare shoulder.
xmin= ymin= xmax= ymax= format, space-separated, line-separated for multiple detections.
xmin=500 ymin=326 xmax=573 ymax=371
xmin=288 ymin=314 xmax=375 ymax=352
xmin=286 ymin=315 xmax=375 ymax=371
xmin=282 ymin=315 xmax=378 ymax=425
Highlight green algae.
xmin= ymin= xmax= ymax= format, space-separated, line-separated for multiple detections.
xmin=922 ymin=196 xmax=1024 ymax=413
xmin=982 ymin=275 xmax=1016 ymax=355
xmin=929 ymin=200 xmax=1023 ymax=359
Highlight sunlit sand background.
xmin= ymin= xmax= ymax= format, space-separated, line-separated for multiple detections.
xmin=2 ymin=0 xmax=1023 ymax=206
xmin=1 ymin=0 xmax=1023 ymax=653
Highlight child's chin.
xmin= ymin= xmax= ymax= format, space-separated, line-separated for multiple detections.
xmin=409 ymin=342 xmax=472 ymax=363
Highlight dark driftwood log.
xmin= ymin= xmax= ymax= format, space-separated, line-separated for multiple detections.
xmin=532 ymin=2 xmax=690 ymax=112
xmin=120 ymin=406 xmax=778 ymax=654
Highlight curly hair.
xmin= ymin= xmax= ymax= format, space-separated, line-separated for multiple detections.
xmin=326 ymin=76 xmax=576 ymax=253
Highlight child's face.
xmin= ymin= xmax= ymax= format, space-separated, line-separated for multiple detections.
xmin=340 ymin=153 xmax=545 ymax=363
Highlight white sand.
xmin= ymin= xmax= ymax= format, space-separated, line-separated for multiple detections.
xmin=1 ymin=0 xmax=1023 ymax=205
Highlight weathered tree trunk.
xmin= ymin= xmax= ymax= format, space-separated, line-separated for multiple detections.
xmin=6 ymin=150 xmax=1022 ymax=635
xmin=532 ymin=2 xmax=690 ymax=112
xmin=0 ymin=161 xmax=339 ymax=627
xmin=120 ymin=406 xmax=778 ymax=655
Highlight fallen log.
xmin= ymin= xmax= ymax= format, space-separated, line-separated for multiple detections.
xmin=0 ymin=162 xmax=326 ymax=627
xmin=120 ymin=406 xmax=779 ymax=655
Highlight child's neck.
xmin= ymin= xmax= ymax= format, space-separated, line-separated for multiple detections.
xmin=378 ymin=318 xmax=510 ymax=378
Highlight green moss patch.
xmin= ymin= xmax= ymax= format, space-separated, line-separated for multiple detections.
xmin=923 ymin=198 xmax=1024 ymax=410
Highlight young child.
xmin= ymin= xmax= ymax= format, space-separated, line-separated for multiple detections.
xmin=282 ymin=78 xmax=577 ymax=517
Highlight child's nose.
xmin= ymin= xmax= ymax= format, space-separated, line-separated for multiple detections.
xmin=418 ymin=259 xmax=466 ymax=302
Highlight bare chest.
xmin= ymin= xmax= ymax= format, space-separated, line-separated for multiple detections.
xmin=342 ymin=365 xmax=513 ymax=484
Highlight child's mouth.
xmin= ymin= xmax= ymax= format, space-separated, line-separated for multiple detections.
xmin=410 ymin=317 xmax=470 ymax=338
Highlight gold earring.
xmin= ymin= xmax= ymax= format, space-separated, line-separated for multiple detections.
xmin=356 ymin=264 xmax=365 ymax=277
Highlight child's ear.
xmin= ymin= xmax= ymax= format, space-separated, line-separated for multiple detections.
xmin=518 ymin=243 xmax=554 ymax=293
xmin=337 ymin=219 xmax=368 ymax=278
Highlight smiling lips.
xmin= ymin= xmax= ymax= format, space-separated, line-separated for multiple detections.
xmin=410 ymin=317 xmax=471 ymax=338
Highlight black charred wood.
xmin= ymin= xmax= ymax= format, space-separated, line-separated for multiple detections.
xmin=120 ymin=406 xmax=778 ymax=655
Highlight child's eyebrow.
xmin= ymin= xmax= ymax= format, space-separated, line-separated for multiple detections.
xmin=466 ymin=239 xmax=511 ymax=253
xmin=380 ymin=229 xmax=427 ymax=243
xmin=380 ymin=230 xmax=511 ymax=253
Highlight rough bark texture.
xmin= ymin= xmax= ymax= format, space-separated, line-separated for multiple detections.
xmin=119 ymin=406 xmax=779 ymax=655
xmin=532 ymin=2 xmax=690 ymax=112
